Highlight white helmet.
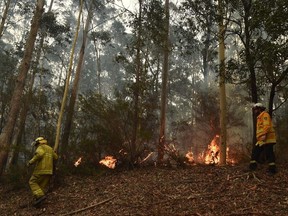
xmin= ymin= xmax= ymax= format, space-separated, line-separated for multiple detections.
xmin=253 ymin=103 xmax=265 ymax=108
xmin=31 ymin=136 xmax=47 ymax=146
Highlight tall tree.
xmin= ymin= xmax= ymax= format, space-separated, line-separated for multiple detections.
xmin=54 ymin=0 xmax=84 ymax=153
xmin=218 ymin=0 xmax=227 ymax=165
xmin=0 ymin=0 xmax=45 ymax=176
xmin=5 ymin=0 xmax=57 ymax=170
xmin=130 ymin=0 xmax=143 ymax=166
xmin=158 ymin=0 xmax=170 ymax=164
xmin=0 ymin=0 xmax=11 ymax=38
xmin=61 ymin=0 xmax=94 ymax=159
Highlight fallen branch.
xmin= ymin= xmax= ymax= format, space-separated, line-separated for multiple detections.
xmin=61 ymin=196 xmax=116 ymax=216
xmin=251 ymin=172 xmax=262 ymax=182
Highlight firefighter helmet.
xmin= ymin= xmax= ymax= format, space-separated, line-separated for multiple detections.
xmin=253 ymin=103 xmax=265 ymax=109
xmin=31 ymin=137 xmax=47 ymax=146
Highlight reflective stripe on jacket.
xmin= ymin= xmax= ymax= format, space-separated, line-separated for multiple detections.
xmin=256 ymin=111 xmax=276 ymax=144
xmin=29 ymin=144 xmax=58 ymax=175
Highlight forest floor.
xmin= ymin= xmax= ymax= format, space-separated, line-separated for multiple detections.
xmin=1 ymin=162 xmax=288 ymax=216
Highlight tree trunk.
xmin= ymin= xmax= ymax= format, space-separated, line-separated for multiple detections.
xmin=94 ymin=46 xmax=102 ymax=94
xmin=158 ymin=0 xmax=170 ymax=164
xmin=61 ymin=0 xmax=93 ymax=160
xmin=130 ymin=0 xmax=143 ymax=166
xmin=0 ymin=0 xmax=45 ymax=176
xmin=218 ymin=0 xmax=227 ymax=165
xmin=202 ymin=0 xmax=213 ymax=85
xmin=54 ymin=0 xmax=83 ymax=153
xmin=0 ymin=0 xmax=11 ymax=38
xmin=241 ymin=0 xmax=258 ymax=145
xmin=6 ymin=0 xmax=56 ymax=170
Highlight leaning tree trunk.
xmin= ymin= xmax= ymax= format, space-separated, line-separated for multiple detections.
xmin=218 ymin=0 xmax=227 ymax=165
xmin=0 ymin=0 xmax=45 ymax=176
xmin=158 ymin=0 xmax=170 ymax=164
xmin=54 ymin=0 xmax=83 ymax=153
xmin=6 ymin=0 xmax=56 ymax=170
xmin=61 ymin=0 xmax=93 ymax=161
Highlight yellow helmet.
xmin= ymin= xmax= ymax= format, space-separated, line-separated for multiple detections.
xmin=32 ymin=137 xmax=47 ymax=146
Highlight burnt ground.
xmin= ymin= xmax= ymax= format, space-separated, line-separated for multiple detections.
xmin=1 ymin=163 xmax=288 ymax=216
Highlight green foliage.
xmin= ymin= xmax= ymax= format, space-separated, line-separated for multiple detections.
xmin=41 ymin=11 xmax=71 ymax=45
xmin=90 ymin=31 xmax=111 ymax=45
xmin=75 ymin=92 xmax=157 ymax=167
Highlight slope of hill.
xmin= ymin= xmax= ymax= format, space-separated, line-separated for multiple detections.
xmin=1 ymin=163 xmax=288 ymax=216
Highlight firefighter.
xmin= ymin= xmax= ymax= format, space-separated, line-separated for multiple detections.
xmin=249 ymin=103 xmax=277 ymax=174
xmin=27 ymin=137 xmax=58 ymax=206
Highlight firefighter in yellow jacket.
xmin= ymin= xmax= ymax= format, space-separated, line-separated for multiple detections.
xmin=27 ymin=137 xmax=58 ymax=206
xmin=249 ymin=103 xmax=277 ymax=174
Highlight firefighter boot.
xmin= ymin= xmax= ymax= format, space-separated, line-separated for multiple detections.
xmin=267 ymin=164 xmax=277 ymax=175
xmin=249 ymin=161 xmax=257 ymax=171
xmin=33 ymin=195 xmax=47 ymax=206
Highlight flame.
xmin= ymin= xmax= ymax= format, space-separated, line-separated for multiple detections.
xmin=204 ymin=135 xmax=220 ymax=164
xmin=99 ymin=156 xmax=117 ymax=169
xmin=164 ymin=143 xmax=178 ymax=155
xmin=74 ymin=157 xmax=82 ymax=167
xmin=185 ymin=150 xmax=194 ymax=164
xmin=139 ymin=152 xmax=154 ymax=164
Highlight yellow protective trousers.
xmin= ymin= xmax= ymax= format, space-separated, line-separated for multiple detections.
xmin=29 ymin=174 xmax=51 ymax=198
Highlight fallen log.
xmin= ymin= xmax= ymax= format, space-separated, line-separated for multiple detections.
xmin=61 ymin=196 xmax=116 ymax=216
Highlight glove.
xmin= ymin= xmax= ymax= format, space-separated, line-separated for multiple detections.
xmin=256 ymin=134 xmax=267 ymax=146
xmin=26 ymin=161 xmax=31 ymax=167
xmin=256 ymin=140 xmax=265 ymax=146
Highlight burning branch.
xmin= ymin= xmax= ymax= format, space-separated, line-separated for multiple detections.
xmin=139 ymin=152 xmax=154 ymax=164
xmin=99 ymin=156 xmax=117 ymax=169
xmin=74 ymin=157 xmax=82 ymax=167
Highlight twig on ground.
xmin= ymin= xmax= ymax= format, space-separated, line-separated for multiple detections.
xmin=61 ymin=196 xmax=116 ymax=216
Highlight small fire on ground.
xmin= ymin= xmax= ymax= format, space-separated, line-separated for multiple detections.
xmin=204 ymin=135 xmax=220 ymax=164
xmin=99 ymin=156 xmax=117 ymax=169
xmin=185 ymin=135 xmax=235 ymax=165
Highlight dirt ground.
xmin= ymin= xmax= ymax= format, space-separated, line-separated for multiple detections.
xmin=1 ymin=163 xmax=288 ymax=216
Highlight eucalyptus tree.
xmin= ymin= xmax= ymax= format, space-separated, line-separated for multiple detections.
xmin=158 ymin=0 xmax=170 ymax=164
xmin=218 ymin=0 xmax=227 ymax=165
xmin=0 ymin=49 xmax=18 ymax=130
xmin=0 ymin=1 xmax=36 ymax=132
xmin=174 ymin=0 xmax=221 ymax=155
xmin=61 ymin=0 xmax=100 ymax=161
xmin=99 ymin=0 xmax=167 ymax=165
xmin=226 ymin=0 xmax=288 ymax=147
xmin=130 ymin=0 xmax=144 ymax=165
xmin=0 ymin=0 xmax=45 ymax=176
xmin=178 ymin=0 xmax=218 ymax=85
xmin=227 ymin=0 xmax=287 ymax=107
xmin=252 ymin=0 xmax=288 ymax=115
xmin=90 ymin=30 xmax=111 ymax=94
xmin=54 ymin=0 xmax=84 ymax=153
xmin=0 ymin=0 xmax=11 ymax=38
xmin=6 ymin=0 xmax=71 ymax=168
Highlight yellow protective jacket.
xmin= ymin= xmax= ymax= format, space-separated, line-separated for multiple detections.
xmin=29 ymin=144 xmax=58 ymax=175
xmin=256 ymin=111 xmax=276 ymax=144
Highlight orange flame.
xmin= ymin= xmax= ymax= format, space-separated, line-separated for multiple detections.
xmin=185 ymin=150 xmax=194 ymax=164
xmin=99 ymin=156 xmax=117 ymax=169
xmin=74 ymin=157 xmax=82 ymax=167
xmin=204 ymin=135 xmax=220 ymax=164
